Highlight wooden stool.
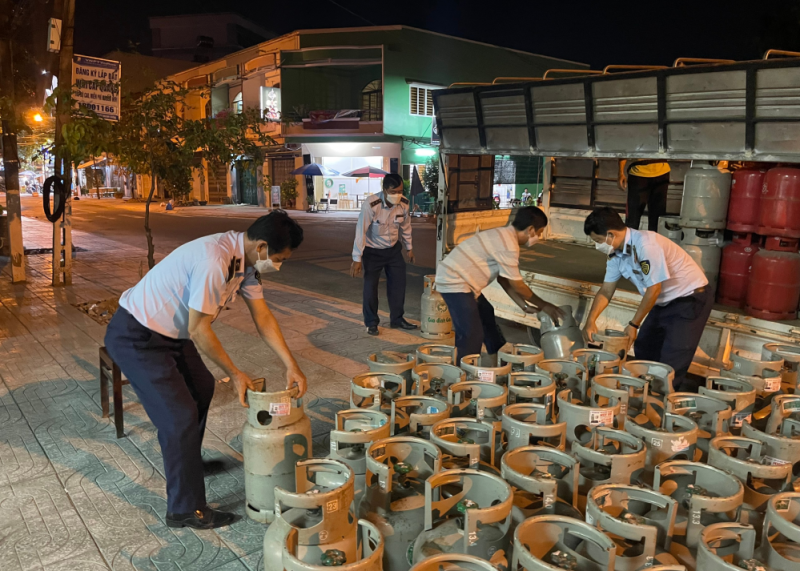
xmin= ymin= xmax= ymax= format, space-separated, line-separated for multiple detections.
xmin=99 ymin=347 xmax=129 ymax=438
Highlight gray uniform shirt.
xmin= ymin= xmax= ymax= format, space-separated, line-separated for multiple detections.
xmin=352 ymin=192 xmax=413 ymax=262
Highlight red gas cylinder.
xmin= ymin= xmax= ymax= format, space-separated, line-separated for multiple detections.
xmin=717 ymin=233 xmax=759 ymax=308
xmin=727 ymin=169 xmax=765 ymax=233
xmin=746 ymin=237 xmax=800 ymax=321
xmin=757 ymin=167 xmax=800 ymax=238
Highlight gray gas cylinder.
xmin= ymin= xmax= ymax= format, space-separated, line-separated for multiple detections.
xmin=412 ymin=468 xmax=514 ymax=569
xmin=358 ymin=436 xmax=443 ymax=571
xmin=679 ymin=162 xmax=731 ymax=230
xmin=680 ymin=228 xmax=724 ymax=291
xmin=329 ymin=409 xmax=391 ymax=499
xmin=243 ymin=385 xmax=311 ymax=524
xmin=658 ymin=215 xmax=683 ymax=245
xmin=538 ymin=305 xmax=585 ymax=359
xmin=263 ymin=459 xmax=357 ymax=571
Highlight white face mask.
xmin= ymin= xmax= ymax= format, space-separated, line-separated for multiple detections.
xmin=385 ymin=193 xmax=402 ymax=205
xmin=254 ymin=247 xmax=281 ymax=274
xmin=526 ymin=233 xmax=539 ymax=247
xmin=595 ymin=235 xmax=615 ymax=256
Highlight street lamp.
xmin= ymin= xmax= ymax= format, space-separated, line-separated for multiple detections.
xmin=33 ymin=113 xmax=43 ymax=122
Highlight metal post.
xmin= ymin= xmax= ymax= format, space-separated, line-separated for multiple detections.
xmin=51 ymin=0 xmax=75 ymax=286
xmin=0 ymin=37 xmax=26 ymax=282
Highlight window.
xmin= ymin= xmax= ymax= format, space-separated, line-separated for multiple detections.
xmin=361 ymin=80 xmax=383 ymax=121
xmin=197 ymin=35 xmax=215 ymax=49
xmin=232 ymin=92 xmax=243 ymax=114
xmin=410 ymin=84 xmax=437 ymax=116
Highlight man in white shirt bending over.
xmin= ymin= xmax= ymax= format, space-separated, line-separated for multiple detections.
xmin=435 ymin=206 xmax=564 ymax=364
xmin=104 ymin=211 xmax=307 ymax=530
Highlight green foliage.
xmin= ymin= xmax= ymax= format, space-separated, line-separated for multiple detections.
xmin=51 ymin=80 xmax=278 ymax=267
xmin=421 ymin=157 xmax=440 ymax=194
xmin=280 ymin=178 xmax=299 ymax=206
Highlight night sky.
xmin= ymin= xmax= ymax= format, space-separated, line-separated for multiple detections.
xmin=72 ymin=0 xmax=800 ymax=69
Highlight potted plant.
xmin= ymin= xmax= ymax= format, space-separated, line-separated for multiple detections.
xmin=280 ymin=178 xmax=299 ymax=209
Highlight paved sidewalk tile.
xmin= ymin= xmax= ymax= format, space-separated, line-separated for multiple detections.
xmin=0 ymin=215 xmax=439 ymax=570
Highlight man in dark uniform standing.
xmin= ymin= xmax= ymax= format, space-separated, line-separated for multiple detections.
xmin=350 ymin=173 xmax=417 ymax=336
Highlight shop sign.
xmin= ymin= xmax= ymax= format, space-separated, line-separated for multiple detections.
xmin=431 ymin=117 xmax=440 ymax=146
xmin=261 ymin=87 xmax=281 ymax=121
xmin=72 ymin=55 xmax=121 ymax=121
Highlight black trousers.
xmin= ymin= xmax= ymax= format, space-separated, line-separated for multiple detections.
xmin=633 ymin=288 xmax=714 ymax=393
xmin=362 ymin=242 xmax=406 ymax=327
xmin=627 ymin=172 xmax=670 ymax=232
xmin=440 ymin=292 xmax=507 ymax=365
xmin=105 ymin=308 xmax=214 ymax=514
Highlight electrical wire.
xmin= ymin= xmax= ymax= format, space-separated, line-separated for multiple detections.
xmin=324 ymin=0 xmax=376 ymax=26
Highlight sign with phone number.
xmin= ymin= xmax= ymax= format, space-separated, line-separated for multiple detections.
xmin=72 ymin=55 xmax=121 ymax=121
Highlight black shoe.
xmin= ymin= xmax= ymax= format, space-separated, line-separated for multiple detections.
xmin=202 ymin=459 xmax=226 ymax=475
xmin=166 ymin=506 xmax=238 ymax=530
xmin=367 ymin=325 xmax=379 ymax=336
xmin=390 ymin=319 xmax=418 ymax=330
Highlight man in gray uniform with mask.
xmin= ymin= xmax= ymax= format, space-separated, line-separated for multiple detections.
xmin=350 ymin=173 xmax=417 ymax=336
xmin=104 ymin=211 xmax=307 ymax=529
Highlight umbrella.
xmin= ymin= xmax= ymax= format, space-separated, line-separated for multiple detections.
xmin=342 ymin=166 xmax=390 ymax=178
xmin=290 ymin=163 xmax=339 ymax=176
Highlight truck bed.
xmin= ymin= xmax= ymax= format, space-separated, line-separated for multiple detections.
xmin=521 ymin=240 xmax=636 ymax=293
xmin=521 ymin=239 xmax=800 ymax=327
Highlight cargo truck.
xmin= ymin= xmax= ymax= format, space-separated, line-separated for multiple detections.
xmin=431 ymin=53 xmax=800 ymax=376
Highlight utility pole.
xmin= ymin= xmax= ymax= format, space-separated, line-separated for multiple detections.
xmin=51 ymin=0 xmax=75 ymax=286
xmin=0 ymin=36 xmax=26 ymax=282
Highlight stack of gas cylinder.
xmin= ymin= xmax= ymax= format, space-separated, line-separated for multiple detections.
xmin=242 ymin=316 xmax=800 ymax=571
xmin=719 ymin=166 xmax=800 ymax=321
xmin=673 ymin=162 xmax=732 ymax=292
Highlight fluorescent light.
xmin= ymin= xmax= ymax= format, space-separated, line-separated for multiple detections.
xmin=415 ymin=149 xmax=435 ymax=157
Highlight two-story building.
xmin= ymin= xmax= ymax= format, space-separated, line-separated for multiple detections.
xmin=164 ymin=25 xmax=586 ymax=209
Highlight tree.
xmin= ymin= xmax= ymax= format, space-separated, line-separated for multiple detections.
xmin=422 ymin=156 xmax=440 ymax=195
xmin=114 ymin=82 xmax=195 ymax=268
xmin=183 ymin=104 xmax=276 ymax=200
xmin=62 ymin=82 xmax=278 ymax=269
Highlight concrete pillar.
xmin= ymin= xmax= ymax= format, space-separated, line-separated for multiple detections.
xmin=294 ymin=155 xmax=307 ymax=211
xmin=191 ymin=167 xmax=204 ymax=202
xmin=227 ymin=164 xmax=235 ymax=204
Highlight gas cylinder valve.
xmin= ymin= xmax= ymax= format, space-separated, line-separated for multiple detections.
xmin=550 ymin=550 xmax=578 ymax=570
xmin=320 ymin=549 xmax=347 ymax=566
xmin=620 ymin=511 xmax=646 ymax=525
xmin=686 ymin=484 xmax=708 ymax=496
xmin=739 ymin=559 xmax=766 ymax=571
xmin=456 ymin=499 xmax=478 ymax=513
xmin=532 ymin=468 xmax=554 ymax=479
xmin=393 ymin=461 xmax=412 ymax=474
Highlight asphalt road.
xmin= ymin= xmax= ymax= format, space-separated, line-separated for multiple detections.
xmin=18 ymin=196 xmax=531 ymax=341
xmin=21 ymin=197 xmax=438 ymax=315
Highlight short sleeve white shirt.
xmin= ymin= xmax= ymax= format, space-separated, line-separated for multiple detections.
xmin=604 ymin=229 xmax=707 ymax=305
xmin=119 ymin=231 xmax=262 ymax=339
xmin=435 ymin=226 xmax=523 ymax=295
